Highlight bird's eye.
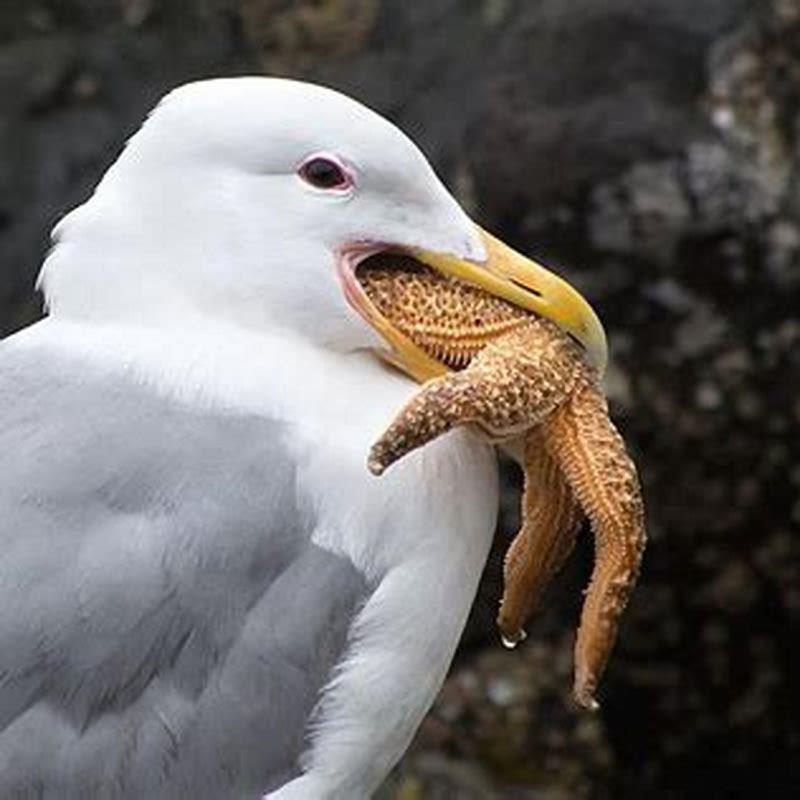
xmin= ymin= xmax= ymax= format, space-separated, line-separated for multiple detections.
xmin=298 ymin=156 xmax=351 ymax=191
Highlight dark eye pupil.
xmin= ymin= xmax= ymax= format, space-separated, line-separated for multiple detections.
xmin=302 ymin=158 xmax=346 ymax=189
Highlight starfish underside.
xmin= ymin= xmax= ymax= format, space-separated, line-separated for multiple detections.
xmin=358 ymin=263 xmax=646 ymax=710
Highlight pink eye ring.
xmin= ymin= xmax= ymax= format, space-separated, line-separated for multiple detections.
xmin=297 ymin=154 xmax=352 ymax=191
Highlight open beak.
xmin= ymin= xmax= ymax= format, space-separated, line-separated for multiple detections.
xmin=342 ymin=226 xmax=607 ymax=383
xmin=413 ymin=228 xmax=607 ymax=374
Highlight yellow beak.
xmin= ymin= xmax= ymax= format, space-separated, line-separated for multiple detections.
xmin=419 ymin=228 xmax=606 ymax=370
xmin=367 ymin=226 xmax=607 ymax=383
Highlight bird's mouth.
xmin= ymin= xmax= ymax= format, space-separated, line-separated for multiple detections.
xmin=337 ymin=227 xmax=607 ymax=382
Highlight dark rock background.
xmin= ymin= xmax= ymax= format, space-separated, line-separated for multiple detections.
xmin=1 ymin=1 xmax=797 ymax=797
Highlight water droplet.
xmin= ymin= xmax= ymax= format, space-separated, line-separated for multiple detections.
xmin=500 ymin=629 xmax=527 ymax=649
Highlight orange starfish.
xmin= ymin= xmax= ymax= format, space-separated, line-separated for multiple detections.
xmin=359 ymin=266 xmax=646 ymax=709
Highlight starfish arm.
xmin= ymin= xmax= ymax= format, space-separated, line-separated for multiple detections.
xmin=542 ymin=381 xmax=646 ymax=710
xmin=497 ymin=429 xmax=584 ymax=645
xmin=368 ymin=368 xmax=535 ymax=475
xmin=369 ymin=322 xmax=580 ymax=475
xmin=369 ymin=370 xmax=491 ymax=474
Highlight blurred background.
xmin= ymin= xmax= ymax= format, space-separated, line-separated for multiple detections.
xmin=0 ymin=1 xmax=797 ymax=797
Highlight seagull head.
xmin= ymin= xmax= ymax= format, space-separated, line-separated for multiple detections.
xmin=40 ymin=77 xmax=606 ymax=372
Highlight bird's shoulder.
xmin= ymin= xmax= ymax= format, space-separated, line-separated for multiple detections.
xmin=0 ymin=332 xmax=373 ymax=797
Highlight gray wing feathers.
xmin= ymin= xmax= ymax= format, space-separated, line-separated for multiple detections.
xmin=0 ymin=342 xmax=369 ymax=798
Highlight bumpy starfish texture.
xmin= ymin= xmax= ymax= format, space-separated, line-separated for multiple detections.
xmin=541 ymin=381 xmax=646 ymax=708
xmin=498 ymin=430 xmax=583 ymax=649
xmin=356 ymin=257 xmax=531 ymax=370
xmin=358 ymin=264 xmax=646 ymax=709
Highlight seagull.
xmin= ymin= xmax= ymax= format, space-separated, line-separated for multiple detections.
xmin=0 ymin=77 xmax=606 ymax=799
